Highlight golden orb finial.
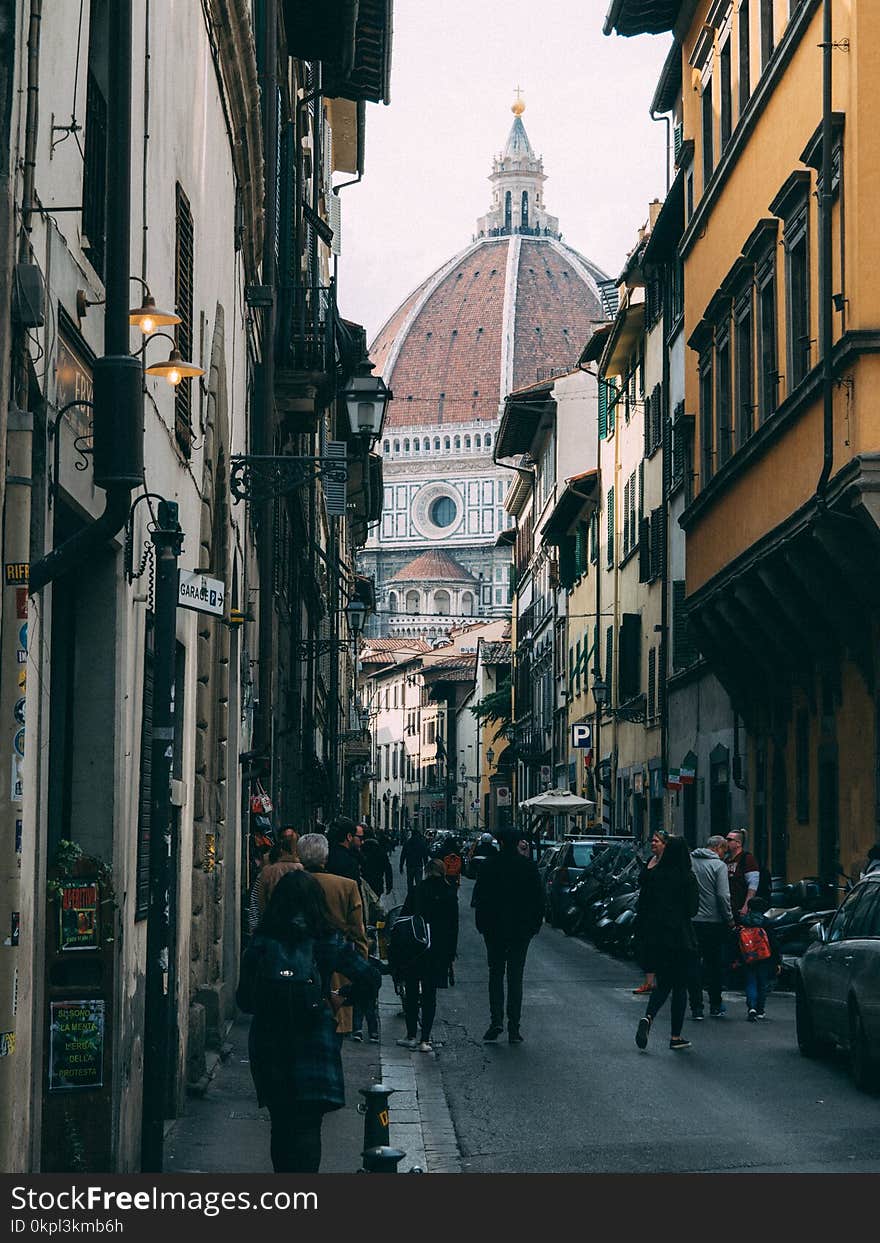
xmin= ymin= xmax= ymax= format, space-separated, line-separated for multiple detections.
xmin=511 ymin=86 xmax=525 ymax=116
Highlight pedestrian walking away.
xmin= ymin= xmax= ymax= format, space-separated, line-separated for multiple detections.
xmin=733 ymin=896 xmax=780 ymax=1021
xmin=236 ymin=870 xmax=380 ymax=1173
xmin=632 ymin=832 xmax=666 ymax=996
xmin=361 ymin=829 xmax=394 ymax=897
xmin=634 ymin=835 xmax=699 ymax=1052
xmin=473 ymin=827 xmax=544 ymax=1043
xmin=298 ymin=833 xmax=369 ymax=1039
xmin=253 ymin=826 xmax=304 ymax=919
xmin=688 ymin=835 xmax=734 ymax=1019
xmin=400 ymin=825 xmax=430 ymax=895
xmin=395 ymin=859 xmax=459 ymax=1051
xmin=725 ymin=830 xmax=761 ymax=920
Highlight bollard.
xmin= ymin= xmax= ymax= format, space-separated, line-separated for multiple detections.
xmin=362 ymin=1145 xmax=406 ymax=1173
xmin=357 ymin=1083 xmax=395 ymax=1150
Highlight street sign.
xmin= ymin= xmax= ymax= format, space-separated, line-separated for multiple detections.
xmin=177 ymin=570 xmax=226 ymax=617
xmin=571 ymin=723 xmax=593 ymax=750
xmin=496 ymin=786 xmax=511 ymax=807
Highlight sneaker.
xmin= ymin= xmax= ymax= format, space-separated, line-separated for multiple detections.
xmin=351 ymin=1032 xmax=364 ymax=1043
xmin=632 ymin=983 xmax=652 ymax=995
xmin=635 ymin=1016 xmax=652 ymax=1050
xmin=483 ymin=1025 xmax=504 ymax=1042
xmin=709 ymin=1005 xmax=727 ymax=1018
xmin=417 ymin=1041 xmax=433 ymax=1053
xmin=669 ymin=1037 xmax=692 ymax=1050
xmin=396 ymin=1037 xmax=418 ymax=1049
xmin=508 ymin=1030 xmax=524 ymax=1044
xmin=691 ymin=1009 xmax=704 ymax=1021
xmin=369 ymin=1033 xmax=380 ymax=1043
xmin=755 ymin=1012 xmax=766 ymax=1021
xmin=747 ymin=1009 xmax=758 ymax=1022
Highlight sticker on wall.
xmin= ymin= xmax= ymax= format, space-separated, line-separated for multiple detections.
xmin=10 ymin=756 xmax=22 ymax=802
xmin=13 ymin=698 xmax=24 ymax=726
xmin=13 ymin=728 xmax=24 ymax=758
xmin=18 ymin=623 xmax=26 ymax=652
xmin=12 ymin=967 xmax=18 ymax=1017
xmin=58 ymin=880 xmax=100 ymax=951
xmin=205 ymin=833 xmax=216 ymax=872
xmin=9 ymin=912 xmax=19 ymax=947
xmin=0 ymin=1030 xmax=15 ymax=1058
xmin=16 ymin=650 xmax=25 ymax=664
xmin=17 ymin=669 xmax=25 ymax=693
xmin=15 ymin=818 xmax=21 ymax=856
xmin=4 ymin=563 xmax=28 ymax=585
xmin=15 ymin=588 xmax=27 ymax=619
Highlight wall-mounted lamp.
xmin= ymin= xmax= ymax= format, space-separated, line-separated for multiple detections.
xmin=140 ymin=331 xmax=204 ymax=387
xmin=77 ymin=276 xmax=181 ymax=336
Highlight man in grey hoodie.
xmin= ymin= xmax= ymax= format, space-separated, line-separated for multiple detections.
xmin=688 ymin=836 xmax=734 ymax=1019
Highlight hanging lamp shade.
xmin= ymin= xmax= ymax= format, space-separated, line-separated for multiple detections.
xmin=129 ymin=294 xmax=181 ymax=335
xmin=145 ymin=347 xmax=204 ymax=387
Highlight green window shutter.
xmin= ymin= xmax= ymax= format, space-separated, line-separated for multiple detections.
xmin=559 ymin=535 xmax=576 ymax=589
xmin=589 ymin=512 xmax=598 ymax=563
xmin=672 ymin=579 xmax=699 ymax=670
xmin=619 ymin=612 xmax=642 ymax=701
xmin=574 ymin=522 xmax=588 ymax=577
xmin=606 ymin=484 xmax=615 ymax=567
xmin=605 ymin=625 xmax=614 ymax=702
xmin=598 ymin=380 xmax=608 ymax=440
xmin=647 ymin=646 xmax=656 ymax=720
xmin=608 ymin=381 xmax=616 ymax=435
xmin=575 ymin=639 xmax=582 ymax=695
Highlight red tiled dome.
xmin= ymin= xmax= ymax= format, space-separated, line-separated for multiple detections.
xmin=371 ymin=235 xmax=608 ymax=430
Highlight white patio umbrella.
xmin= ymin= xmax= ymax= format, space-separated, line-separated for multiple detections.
xmin=518 ymin=788 xmax=596 ymax=815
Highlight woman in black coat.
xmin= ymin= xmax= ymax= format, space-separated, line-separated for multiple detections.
xmin=237 ymin=870 xmax=380 ymax=1172
xmin=634 ymin=834 xmax=699 ymax=1051
xmin=396 ymin=860 xmax=459 ymax=1052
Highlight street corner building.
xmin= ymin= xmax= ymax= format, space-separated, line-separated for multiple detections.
xmin=0 ymin=0 xmax=392 ymax=1171
xmin=604 ymin=0 xmax=880 ymax=883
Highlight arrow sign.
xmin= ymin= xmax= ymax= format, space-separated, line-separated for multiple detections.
xmin=178 ymin=570 xmax=226 ymax=617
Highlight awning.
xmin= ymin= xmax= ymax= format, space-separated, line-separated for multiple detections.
xmin=519 ymin=789 xmax=595 ymax=815
xmin=325 ymin=97 xmax=365 ymax=176
xmin=579 ymin=322 xmax=613 ymax=366
xmin=651 ymin=39 xmax=682 ymax=114
xmin=542 ymin=470 xmax=599 ymax=544
xmin=600 ymin=301 xmax=646 ymax=377
xmin=603 ymin=0 xmax=685 ymax=37
xmin=495 ymin=528 xmax=516 ymax=547
xmin=643 ymin=169 xmax=684 ymax=265
xmin=283 ymin=0 xmax=359 ymax=67
xmin=322 ymin=0 xmax=393 ymax=105
xmin=495 ymin=382 xmax=555 ymax=460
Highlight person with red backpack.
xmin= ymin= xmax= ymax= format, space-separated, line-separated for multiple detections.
xmin=736 ymin=896 xmax=780 ymax=1021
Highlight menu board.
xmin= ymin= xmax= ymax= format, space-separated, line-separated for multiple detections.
xmin=49 ymin=1000 xmax=104 ymax=1091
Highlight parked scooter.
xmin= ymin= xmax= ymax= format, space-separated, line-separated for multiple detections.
xmin=763 ymin=876 xmax=848 ymax=959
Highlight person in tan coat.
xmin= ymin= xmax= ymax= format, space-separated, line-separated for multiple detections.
xmin=298 ymin=833 xmax=367 ymax=1035
xmin=253 ymin=828 xmax=302 ymax=916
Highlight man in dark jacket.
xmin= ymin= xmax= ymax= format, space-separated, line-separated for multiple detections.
xmin=360 ymin=830 xmax=393 ymax=896
xmin=326 ymin=819 xmax=363 ymax=885
xmin=473 ymin=829 xmax=544 ymax=1043
xmin=400 ymin=826 xmax=430 ymax=895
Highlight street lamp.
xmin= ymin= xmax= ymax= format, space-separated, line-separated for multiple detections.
xmin=345 ymin=598 xmax=366 ymax=637
xmin=140 ymin=331 xmax=204 ymax=386
xmin=340 ymin=363 xmax=393 ymax=443
xmin=486 ymin=747 xmax=495 ymax=767
xmin=591 ymin=675 xmax=608 ymax=711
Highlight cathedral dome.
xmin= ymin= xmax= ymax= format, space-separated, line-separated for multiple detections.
xmin=370 ymin=105 xmax=610 ymax=431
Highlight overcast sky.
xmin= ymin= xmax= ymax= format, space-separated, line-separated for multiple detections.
xmin=336 ymin=0 xmax=673 ymax=344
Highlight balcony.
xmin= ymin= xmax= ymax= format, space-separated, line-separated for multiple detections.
xmin=275 ymin=284 xmax=336 ymax=426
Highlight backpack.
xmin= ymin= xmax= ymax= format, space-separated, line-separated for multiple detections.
xmin=443 ymin=852 xmax=462 ymax=882
xmin=738 ymin=925 xmax=771 ymax=964
xmin=387 ymin=914 xmax=431 ymax=973
xmin=236 ymin=935 xmax=324 ymax=1024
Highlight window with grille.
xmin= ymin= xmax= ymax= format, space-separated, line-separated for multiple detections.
xmin=174 ymin=183 xmax=195 ymax=457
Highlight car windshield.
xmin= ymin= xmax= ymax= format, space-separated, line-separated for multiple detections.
xmin=571 ymin=844 xmax=596 ymax=868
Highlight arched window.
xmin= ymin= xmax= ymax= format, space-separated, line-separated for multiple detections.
xmin=504 ymin=191 xmax=512 ymax=232
xmin=404 ymin=438 xmax=410 ymax=452
xmin=394 ymin=439 xmax=400 ymax=453
xmin=434 ymin=437 xmax=441 ymax=451
xmin=444 ymin=437 xmax=451 ymax=450
xmin=383 ymin=439 xmax=390 ymax=454
xmin=485 ymin=432 xmax=492 ymax=448
xmin=434 ymin=589 xmax=451 ymax=616
xmin=475 ymin=434 xmax=482 ymax=448
xmin=388 ymin=590 xmax=398 ymax=612
xmin=454 ymin=436 xmax=461 ymax=450
xmin=461 ymin=591 xmax=474 ymax=616
xmin=521 ymin=190 xmax=529 ymax=229
xmin=464 ymin=435 xmax=471 ymax=450
xmin=414 ymin=439 xmax=420 ymax=452
xmin=423 ymin=437 xmax=430 ymax=451
xmin=405 ymin=589 xmax=420 ymax=613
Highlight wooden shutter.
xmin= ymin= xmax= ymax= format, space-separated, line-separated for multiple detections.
xmin=559 ymin=535 xmax=577 ymax=590
xmin=606 ymin=485 xmax=615 ymax=567
xmin=643 ymin=391 xmax=652 ymax=457
xmin=647 ymin=646 xmax=656 ymax=721
xmin=638 ymin=516 xmax=651 ymax=582
xmin=598 ymin=379 xmax=608 ymax=439
xmin=672 ymin=580 xmax=699 ymax=670
xmin=574 ymin=522 xmax=588 ymax=578
xmin=605 ymin=625 xmax=614 ymax=702
xmin=619 ymin=613 xmax=641 ymax=701
xmin=622 ymin=478 xmax=631 ymax=554
xmin=590 ymin=512 xmax=598 ymax=563
xmin=628 ymin=472 xmax=636 ymax=552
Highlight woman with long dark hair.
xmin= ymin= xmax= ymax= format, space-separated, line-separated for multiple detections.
xmin=237 ymin=870 xmax=380 ymax=1172
xmin=634 ymin=834 xmax=699 ymax=1052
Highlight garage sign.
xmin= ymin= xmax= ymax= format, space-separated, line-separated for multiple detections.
xmin=178 ymin=570 xmax=226 ymax=617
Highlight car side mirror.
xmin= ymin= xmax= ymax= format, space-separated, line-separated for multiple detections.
xmin=808 ymin=921 xmax=827 ymax=945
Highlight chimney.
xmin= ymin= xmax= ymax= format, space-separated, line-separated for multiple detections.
xmin=648 ymin=198 xmax=663 ymax=229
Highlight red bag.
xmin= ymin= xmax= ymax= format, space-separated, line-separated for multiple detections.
xmin=738 ymin=925 xmax=771 ymax=964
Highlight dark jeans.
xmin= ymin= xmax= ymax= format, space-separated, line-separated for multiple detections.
xmin=646 ymin=959 xmax=691 ymax=1037
xmin=268 ymin=1102 xmax=325 ymax=1173
xmin=744 ymin=962 xmax=770 ymax=1013
xmin=688 ymin=921 xmax=728 ymax=1011
xmin=352 ymin=996 xmax=379 ymax=1038
xmin=402 ymin=969 xmax=437 ymax=1041
xmin=405 ymin=868 xmax=421 ymax=896
xmin=485 ymin=935 xmax=531 ymax=1032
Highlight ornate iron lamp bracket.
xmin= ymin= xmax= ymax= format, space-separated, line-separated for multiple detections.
xmin=229 ymin=454 xmax=348 ymax=504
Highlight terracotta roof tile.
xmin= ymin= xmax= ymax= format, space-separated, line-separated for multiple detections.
xmin=389 ymin=550 xmax=479 ymax=584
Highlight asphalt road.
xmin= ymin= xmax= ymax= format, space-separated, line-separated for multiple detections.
xmin=412 ymin=876 xmax=880 ymax=1174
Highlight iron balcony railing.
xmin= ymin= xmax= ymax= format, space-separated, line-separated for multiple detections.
xmin=277 ymin=283 xmax=335 ymax=378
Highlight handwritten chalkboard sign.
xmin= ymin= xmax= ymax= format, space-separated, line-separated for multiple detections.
xmin=49 ymin=1000 xmax=104 ymax=1091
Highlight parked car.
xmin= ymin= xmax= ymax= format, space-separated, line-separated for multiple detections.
xmin=795 ymin=873 xmax=880 ymax=1092
xmin=538 ymin=846 xmax=562 ymax=918
xmin=546 ymin=840 xmax=607 ymax=926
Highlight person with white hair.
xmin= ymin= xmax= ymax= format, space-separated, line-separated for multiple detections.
xmin=298 ymin=833 xmax=368 ymax=1038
